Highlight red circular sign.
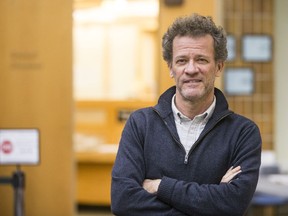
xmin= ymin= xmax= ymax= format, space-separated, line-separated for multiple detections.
xmin=1 ymin=140 xmax=13 ymax=154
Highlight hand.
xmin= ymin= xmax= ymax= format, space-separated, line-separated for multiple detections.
xmin=221 ymin=166 xmax=242 ymax=183
xmin=143 ymin=179 xmax=161 ymax=194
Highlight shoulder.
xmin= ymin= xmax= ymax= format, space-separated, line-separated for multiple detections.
xmin=126 ymin=106 xmax=157 ymax=126
xmin=230 ymin=112 xmax=259 ymax=128
xmin=227 ymin=113 xmax=262 ymax=143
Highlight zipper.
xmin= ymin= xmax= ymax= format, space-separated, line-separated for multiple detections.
xmin=153 ymin=108 xmax=233 ymax=164
xmin=184 ymin=153 xmax=189 ymax=164
xmin=184 ymin=112 xmax=233 ymax=164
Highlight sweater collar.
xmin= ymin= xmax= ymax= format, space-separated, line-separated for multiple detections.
xmin=154 ymin=86 xmax=230 ymax=120
xmin=171 ymin=94 xmax=216 ymax=123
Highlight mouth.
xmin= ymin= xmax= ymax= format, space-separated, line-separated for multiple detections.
xmin=183 ymin=79 xmax=202 ymax=84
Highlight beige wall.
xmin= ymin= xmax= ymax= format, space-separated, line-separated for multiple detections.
xmin=274 ymin=0 xmax=288 ymax=172
xmin=0 ymin=1 xmax=74 ymax=216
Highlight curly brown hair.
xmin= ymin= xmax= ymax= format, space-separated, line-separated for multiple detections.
xmin=162 ymin=13 xmax=228 ymax=66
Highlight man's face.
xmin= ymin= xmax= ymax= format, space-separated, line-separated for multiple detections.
xmin=170 ymin=35 xmax=223 ymax=103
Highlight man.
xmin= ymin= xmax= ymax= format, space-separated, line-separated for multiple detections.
xmin=111 ymin=13 xmax=261 ymax=216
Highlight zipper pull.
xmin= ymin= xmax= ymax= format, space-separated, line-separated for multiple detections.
xmin=184 ymin=154 xmax=189 ymax=164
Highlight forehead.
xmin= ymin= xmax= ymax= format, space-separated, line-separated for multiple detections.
xmin=172 ymin=35 xmax=215 ymax=56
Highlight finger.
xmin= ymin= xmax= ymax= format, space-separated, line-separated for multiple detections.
xmin=226 ymin=170 xmax=242 ymax=180
xmin=228 ymin=166 xmax=241 ymax=175
xmin=221 ymin=167 xmax=242 ymax=183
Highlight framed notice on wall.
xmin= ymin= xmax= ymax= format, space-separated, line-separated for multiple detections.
xmin=227 ymin=35 xmax=236 ymax=61
xmin=224 ymin=68 xmax=254 ymax=96
xmin=242 ymin=35 xmax=272 ymax=62
xmin=0 ymin=129 xmax=40 ymax=165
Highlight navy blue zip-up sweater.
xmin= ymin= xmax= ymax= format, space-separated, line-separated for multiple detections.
xmin=111 ymin=87 xmax=262 ymax=216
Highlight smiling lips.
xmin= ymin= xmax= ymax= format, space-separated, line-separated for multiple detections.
xmin=184 ymin=79 xmax=202 ymax=84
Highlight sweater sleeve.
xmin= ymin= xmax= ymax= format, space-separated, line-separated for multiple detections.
xmin=157 ymin=123 xmax=262 ymax=216
xmin=111 ymin=114 xmax=187 ymax=216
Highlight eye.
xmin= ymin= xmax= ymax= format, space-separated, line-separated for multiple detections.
xmin=176 ymin=58 xmax=187 ymax=65
xmin=197 ymin=57 xmax=208 ymax=64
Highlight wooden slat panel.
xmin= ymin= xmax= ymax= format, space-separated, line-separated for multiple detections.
xmin=223 ymin=0 xmax=274 ymax=150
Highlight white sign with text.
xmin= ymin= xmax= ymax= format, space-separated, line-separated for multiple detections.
xmin=0 ymin=129 xmax=39 ymax=165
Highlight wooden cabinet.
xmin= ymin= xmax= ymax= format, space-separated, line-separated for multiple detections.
xmin=76 ymin=145 xmax=117 ymax=205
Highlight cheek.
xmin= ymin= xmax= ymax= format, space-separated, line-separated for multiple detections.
xmin=170 ymin=67 xmax=181 ymax=79
xmin=205 ymin=65 xmax=221 ymax=79
xmin=202 ymin=70 xmax=217 ymax=83
xmin=171 ymin=65 xmax=185 ymax=75
xmin=207 ymin=72 xmax=217 ymax=82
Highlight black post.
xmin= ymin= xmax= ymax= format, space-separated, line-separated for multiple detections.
xmin=0 ymin=167 xmax=25 ymax=216
xmin=12 ymin=167 xmax=25 ymax=216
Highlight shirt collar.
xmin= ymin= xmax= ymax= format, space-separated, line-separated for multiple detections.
xmin=171 ymin=94 xmax=216 ymax=122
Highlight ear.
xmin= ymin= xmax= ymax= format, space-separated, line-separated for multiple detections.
xmin=169 ymin=64 xmax=174 ymax=78
xmin=215 ymin=61 xmax=224 ymax=77
xmin=169 ymin=68 xmax=175 ymax=78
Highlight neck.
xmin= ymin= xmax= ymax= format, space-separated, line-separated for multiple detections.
xmin=175 ymin=92 xmax=214 ymax=119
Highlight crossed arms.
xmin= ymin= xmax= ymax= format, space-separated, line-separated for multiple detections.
xmin=143 ymin=166 xmax=242 ymax=194
xmin=111 ymin=111 xmax=262 ymax=216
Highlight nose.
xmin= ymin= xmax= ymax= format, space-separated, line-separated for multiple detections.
xmin=184 ymin=60 xmax=197 ymax=74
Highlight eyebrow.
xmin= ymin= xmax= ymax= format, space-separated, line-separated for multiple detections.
xmin=174 ymin=54 xmax=210 ymax=60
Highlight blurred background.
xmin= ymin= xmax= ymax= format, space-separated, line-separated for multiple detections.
xmin=0 ymin=0 xmax=287 ymax=216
